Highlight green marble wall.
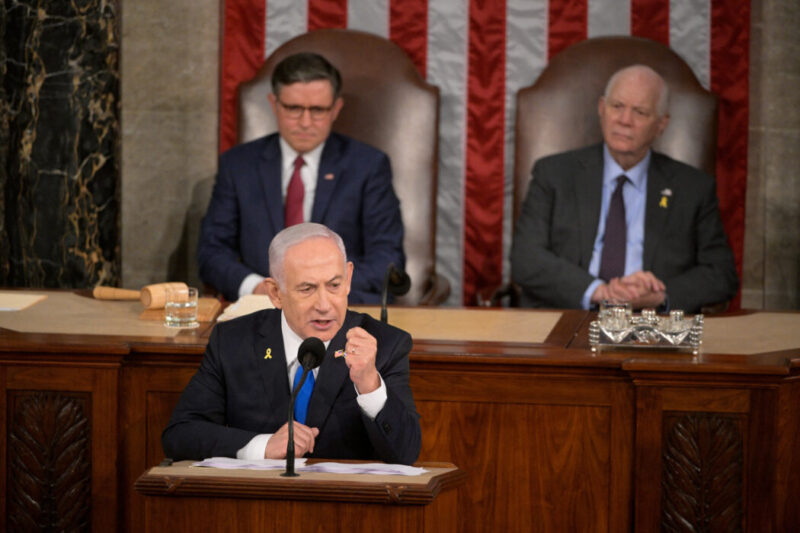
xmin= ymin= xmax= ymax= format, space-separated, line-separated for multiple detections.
xmin=0 ymin=0 xmax=120 ymax=288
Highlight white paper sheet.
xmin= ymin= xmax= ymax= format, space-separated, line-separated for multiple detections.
xmin=192 ymin=457 xmax=427 ymax=476
xmin=0 ymin=291 xmax=47 ymax=311
xmin=193 ymin=456 xmax=303 ymax=470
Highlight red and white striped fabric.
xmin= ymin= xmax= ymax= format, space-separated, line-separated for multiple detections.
xmin=220 ymin=0 xmax=749 ymax=307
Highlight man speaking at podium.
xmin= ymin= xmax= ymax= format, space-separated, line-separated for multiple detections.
xmin=163 ymin=223 xmax=421 ymax=465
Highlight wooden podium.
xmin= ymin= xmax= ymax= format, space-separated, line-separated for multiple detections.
xmin=135 ymin=461 xmax=465 ymax=532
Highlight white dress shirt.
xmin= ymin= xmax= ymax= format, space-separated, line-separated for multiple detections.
xmin=581 ymin=144 xmax=650 ymax=309
xmin=237 ymin=138 xmax=326 ymax=298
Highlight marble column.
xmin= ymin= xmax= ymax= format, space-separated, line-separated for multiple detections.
xmin=119 ymin=0 xmax=219 ymax=292
xmin=743 ymin=0 xmax=800 ymax=309
xmin=0 ymin=0 xmax=120 ymax=288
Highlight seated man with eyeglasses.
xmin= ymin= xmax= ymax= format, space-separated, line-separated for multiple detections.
xmin=198 ymin=52 xmax=405 ymax=304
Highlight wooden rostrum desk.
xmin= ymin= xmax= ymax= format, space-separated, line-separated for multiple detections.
xmin=0 ymin=290 xmax=798 ymax=531
xmin=134 ymin=460 xmax=465 ymax=532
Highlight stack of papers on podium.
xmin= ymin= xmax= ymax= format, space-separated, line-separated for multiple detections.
xmin=193 ymin=456 xmax=426 ymax=476
xmin=194 ymin=457 xmax=304 ymax=470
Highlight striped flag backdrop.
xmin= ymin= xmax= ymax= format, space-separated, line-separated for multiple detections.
xmin=220 ymin=0 xmax=749 ymax=307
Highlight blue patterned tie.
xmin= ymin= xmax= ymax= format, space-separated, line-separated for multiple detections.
xmin=292 ymin=364 xmax=315 ymax=424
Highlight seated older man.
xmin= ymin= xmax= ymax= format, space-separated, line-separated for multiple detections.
xmin=511 ymin=65 xmax=738 ymax=313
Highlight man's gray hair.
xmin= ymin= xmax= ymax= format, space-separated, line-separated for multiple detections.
xmin=604 ymin=64 xmax=670 ymax=116
xmin=271 ymin=52 xmax=342 ymax=100
xmin=269 ymin=223 xmax=348 ymax=289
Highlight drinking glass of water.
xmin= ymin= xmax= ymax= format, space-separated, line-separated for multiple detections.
xmin=164 ymin=286 xmax=199 ymax=329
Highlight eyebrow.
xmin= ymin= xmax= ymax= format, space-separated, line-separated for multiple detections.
xmin=293 ymin=275 xmax=343 ymax=289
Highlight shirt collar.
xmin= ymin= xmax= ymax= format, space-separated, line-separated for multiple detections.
xmin=280 ymin=311 xmax=332 ymax=369
xmin=602 ymin=143 xmax=650 ymax=191
xmin=278 ymin=136 xmax=325 ymax=176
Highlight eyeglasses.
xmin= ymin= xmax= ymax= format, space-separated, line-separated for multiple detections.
xmin=278 ymin=100 xmax=335 ymax=120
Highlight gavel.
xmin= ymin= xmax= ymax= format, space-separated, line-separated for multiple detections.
xmin=92 ymin=282 xmax=189 ymax=309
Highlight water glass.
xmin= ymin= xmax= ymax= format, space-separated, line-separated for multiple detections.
xmin=164 ymin=286 xmax=199 ymax=329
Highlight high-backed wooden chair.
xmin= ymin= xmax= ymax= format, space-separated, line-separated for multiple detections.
xmin=480 ymin=35 xmax=718 ymax=306
xmin=238 ymin=29 xmax=448 ymax=305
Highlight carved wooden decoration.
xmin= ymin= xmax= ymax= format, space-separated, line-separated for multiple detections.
xmin=7 ymin=391 xmax=91 ymax=531
xmin=661 ymin=412 xmax=744 ymax=532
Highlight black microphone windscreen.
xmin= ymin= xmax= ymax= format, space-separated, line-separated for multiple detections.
xmin=388 ymin=265 xmax=411 ymax=296
xmin=298 ymin=336 xmax=326 ymax=370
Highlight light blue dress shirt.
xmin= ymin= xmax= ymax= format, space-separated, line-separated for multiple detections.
xmin=581 ymin=144 xmax=651 ymax=309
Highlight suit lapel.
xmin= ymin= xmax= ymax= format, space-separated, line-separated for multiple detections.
xmin=575 ymin=146 xmax=604 ymax=267
xmin=304 ymin=311 xmax=359 ymax=429
xmin=258 ymin=135 xmax=285 ymax=234
xmin=311 ymin=134 xmax=343 ymax=222
xmin=643 ymin=154 xmax=672 ymax=269
xmin=256 ymin=311 xmax=291 ymax=421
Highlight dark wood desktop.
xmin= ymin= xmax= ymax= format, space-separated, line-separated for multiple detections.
xmin=0 ymin=291 xmax=798 ymax=531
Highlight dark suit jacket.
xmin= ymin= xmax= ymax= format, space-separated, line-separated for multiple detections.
xmin=198 ymin=132 xmax=405 ymax=303
xmin=162 ymin=309 xmax=421 ymax=465
xmin=511 ymin=144 xmax=738 ymax=313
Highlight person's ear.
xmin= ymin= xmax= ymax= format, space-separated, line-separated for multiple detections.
xmin=344 ymin=261 xmax=354 ymax=295
xmin=264 ymin=277 xmax=283 ymax=309
xmin=268 ymin=92 xmax=279 ymax=116
xmin=656 ymin=113 xmax=670 ymax=137
xmin=330 ymin=97 xmax=344 ymax=122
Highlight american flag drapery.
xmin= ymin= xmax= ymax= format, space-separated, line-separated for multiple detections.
xmin=219 ymin=0 xmax=749 ymax=307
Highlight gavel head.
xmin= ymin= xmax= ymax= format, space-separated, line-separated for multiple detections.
xmin=140 ymin=282 xmax=189 ymax=309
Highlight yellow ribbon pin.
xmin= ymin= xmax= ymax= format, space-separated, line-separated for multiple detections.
xmin=264 ymin=348 xmax=272 ymax=359
xmin=659 ymin=196 xmax=668 ymax=208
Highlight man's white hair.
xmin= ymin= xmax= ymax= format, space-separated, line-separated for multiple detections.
xmin=604 ymin=64 xmax=670 ymax=116
xmin=269 ymin=223 xmax=347 ymax=289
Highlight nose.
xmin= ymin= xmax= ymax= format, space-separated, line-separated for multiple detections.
xmin=314 ymin=288 xmax=332 ymax=312
xmin=617 ymin=107 xmax=633 ymax=124
xmin=298 ymin=108 xmax=313 ymax=127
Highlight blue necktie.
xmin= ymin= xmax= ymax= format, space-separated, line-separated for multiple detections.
xmin=292 ymin=363 xmax=315 ymax=424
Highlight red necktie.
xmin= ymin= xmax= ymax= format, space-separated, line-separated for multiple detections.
xmin=284 ymin=156 xmax=305 ymax=227
xmin=598 ymin=175 xmax=628 ymax=282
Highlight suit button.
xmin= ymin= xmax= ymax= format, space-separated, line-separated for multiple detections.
xmin=382 ymin=422 xmax=392 ymax=433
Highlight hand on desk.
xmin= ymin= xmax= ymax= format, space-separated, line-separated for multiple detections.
xmin=264 ymin=421 xmax=320 ymax=459
xmin=592 ymin=271 xmax=666 ymax=309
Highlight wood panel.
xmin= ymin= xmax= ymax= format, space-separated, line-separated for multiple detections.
xmin=413 ymin=367 xmax=633 ymax=533
xmin=141 ymin=492 xmax=454 ymax=532
xmin=7 ymin=391 xmax=92 ymax=531
xmin=120 ymin=364 xmax=199 ymax=533
xmin=661 ymin=412 xmax=745 ymax=531
xmin=634 ymin=383 xmax=785 ymax=532
xmin=778 ymin=379 xmax=800 ymax=529
xmin=2 ymin=363 xmax=118 ymax=532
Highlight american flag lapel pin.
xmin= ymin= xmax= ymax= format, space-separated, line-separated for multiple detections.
xmin=324 ymin=173 xmax=335 ymax=180
xmin=334 ymin=349 xmax=346 ymax=358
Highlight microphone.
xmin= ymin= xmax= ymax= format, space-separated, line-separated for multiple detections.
xmin=381 ymin=263 xmax=411 ymax=323
xmin=282 ymin=337 xmax=326 ymax=477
